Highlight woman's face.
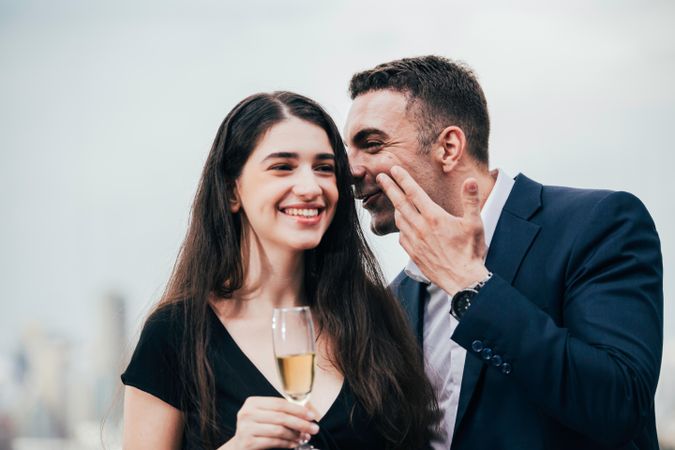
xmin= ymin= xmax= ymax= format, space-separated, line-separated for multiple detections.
xmin=233 ymin=116 xmax=339 ymax=253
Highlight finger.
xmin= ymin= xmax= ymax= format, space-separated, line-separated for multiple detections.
xmin=461 ymin=177 xmax=481 ymax=220
xmin=250 ymin=436 xmax=301 ymax=449
xmin=393 ymin=209 xmax=414 ymax=237
xmin=253 ymin=410 xmax=320 ymax=435
xmin=246 ymin=397 xmax=315 ymax=420
xmin=395 ymin=212 xmax=427 ymax=262
xmin=397 ymin=222 xmax=415 ymax=255
xmin=375 ymin=172 xmax=417 ymax=214
xmin=389 ymin=165 xmax=444 ymax=217
xmin=376 ymin=173 xmax=425 ymax=229
xmin=251 ymin=423 xmax=303 ymax=441
xmin=304 ymin=401 xmax=320 ymax=420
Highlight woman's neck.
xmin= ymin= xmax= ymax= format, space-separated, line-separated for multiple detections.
xmin=214 ymin=234 xmax=306 ymax=319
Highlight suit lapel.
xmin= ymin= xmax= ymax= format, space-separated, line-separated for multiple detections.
xmin=397 ymin=274 xmax=427 ymax=345
xmin=453 ymin=174 xmax=542 ymax=435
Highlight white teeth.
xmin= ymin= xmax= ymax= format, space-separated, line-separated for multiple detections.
xmin=284 ymin=208 xmax=319 ymax=217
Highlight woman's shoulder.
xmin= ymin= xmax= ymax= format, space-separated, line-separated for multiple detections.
xmin=146 ymin=302 xmax=184 ymax=327
xmin=136 ymin=302 xmax=189 ymax=350
xmin=122 ymin=302 xmax=188 ymax=409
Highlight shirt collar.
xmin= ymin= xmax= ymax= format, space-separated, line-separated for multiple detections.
xmin=404 ymin=169 xmax=515 ymax=284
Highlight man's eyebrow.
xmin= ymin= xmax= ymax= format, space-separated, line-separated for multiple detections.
xmin=351 ymin=128 xmax=389 ymax=147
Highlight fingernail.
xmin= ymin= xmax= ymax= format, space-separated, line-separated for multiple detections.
xmin=306 ymin=410 xmax=315 ymax=420
xmin=310 ymin=423 xmax=320 ymax=433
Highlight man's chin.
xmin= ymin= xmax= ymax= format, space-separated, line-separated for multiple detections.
xmin=370 ymin=217 xmax=398 ymax=236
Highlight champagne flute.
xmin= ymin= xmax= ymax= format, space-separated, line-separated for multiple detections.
xmin=272 ymin=306 xmax=318 ymax=450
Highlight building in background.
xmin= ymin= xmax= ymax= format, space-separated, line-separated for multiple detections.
xmin=92 ymin=292 xmax=126 ymax=422
xmin=13 ymin=326 xmax=70 ymax=439
xmin=0 ymin=293 xmax=126 ymax=450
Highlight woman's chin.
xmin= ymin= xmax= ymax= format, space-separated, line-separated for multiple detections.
xmin=284 ymin=238 xmax=323 ymax=251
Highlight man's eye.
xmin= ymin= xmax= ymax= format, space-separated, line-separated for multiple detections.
xmin=365 ymin=141 xmax=383 ymax=150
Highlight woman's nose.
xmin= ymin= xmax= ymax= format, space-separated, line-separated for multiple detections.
xmin=292 ymin=171 xmax=322 ymax=198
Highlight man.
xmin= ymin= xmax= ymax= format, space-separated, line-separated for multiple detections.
xmin=344 ymin=55 xmax=663 ymax=449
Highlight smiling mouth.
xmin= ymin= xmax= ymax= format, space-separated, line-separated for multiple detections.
xmin=281 ymin=208 xmax=321 ymax=217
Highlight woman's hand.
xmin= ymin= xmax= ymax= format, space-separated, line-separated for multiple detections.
xmin=219 ymin=397 xmax=320 ymax=449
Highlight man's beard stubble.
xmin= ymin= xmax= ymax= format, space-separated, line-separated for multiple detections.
xmin=353 ymin=180 xmax=398 ymax=235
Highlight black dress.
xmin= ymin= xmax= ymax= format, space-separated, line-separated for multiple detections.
xmin=121 ymin=305 xmax=389 ymax=449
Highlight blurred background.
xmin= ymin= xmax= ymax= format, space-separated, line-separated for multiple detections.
xmin=1 ymin=0 xmax=674 ymax=448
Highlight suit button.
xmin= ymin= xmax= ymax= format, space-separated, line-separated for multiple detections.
xmin=501 ymin=362 xmax=512 ymax=375
xmin=491 ymin=355 xmax=503 ymax=367
xmin=481 ymin=348 xmax=493 ymax=360
xmin=471 ymin=340 xmax=484 ymax=352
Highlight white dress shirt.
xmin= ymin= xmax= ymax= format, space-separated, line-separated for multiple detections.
xmin=404 ymin=169 xmax=515 ymax=449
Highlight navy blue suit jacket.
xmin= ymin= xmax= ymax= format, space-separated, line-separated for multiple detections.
xmin=390 ymin=174 xmax=663 ymax=450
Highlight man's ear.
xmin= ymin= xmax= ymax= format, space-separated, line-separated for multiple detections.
xmin=433 ymin=126 xmax=467 ymax=173
xmin=229 ymin=182 xmax=241 ymax=213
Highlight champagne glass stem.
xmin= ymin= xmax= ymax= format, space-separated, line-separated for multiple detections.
xmin=272 ymin=306 xmax=319 ymax=450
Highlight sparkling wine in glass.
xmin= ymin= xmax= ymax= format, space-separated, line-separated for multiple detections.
xmin=272 ymin=306 xmax=318 ymax=450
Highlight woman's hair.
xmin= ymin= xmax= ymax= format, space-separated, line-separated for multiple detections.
xmin=156 ymin=91 xmax=439 ymax=448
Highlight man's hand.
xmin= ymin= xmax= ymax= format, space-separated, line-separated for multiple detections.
xmin=376 ymin=165 xmax=490 ymax=295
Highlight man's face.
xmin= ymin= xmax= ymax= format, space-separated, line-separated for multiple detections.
xmin=345 ymin=89 xmax=433 ymax=235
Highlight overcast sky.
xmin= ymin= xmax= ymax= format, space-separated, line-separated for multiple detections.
xmin=1 ymin=0 xmax=674 ymax=357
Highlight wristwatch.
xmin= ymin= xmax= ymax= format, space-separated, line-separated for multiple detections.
xmin=450 ymin=272 xmax=493 ymax=321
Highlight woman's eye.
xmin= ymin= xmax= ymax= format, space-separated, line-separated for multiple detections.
xmin=270 ymin=164 xmax=293 ymax=171
xmin=315 ymin=164 xmax=335 ymax=173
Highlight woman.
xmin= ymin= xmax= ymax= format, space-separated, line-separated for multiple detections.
xmin=121 ymin=91 xmax=438 ymax=449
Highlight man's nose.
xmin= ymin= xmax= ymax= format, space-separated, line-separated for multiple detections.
xmin=348 ymin=152 xmax=366 ymax=184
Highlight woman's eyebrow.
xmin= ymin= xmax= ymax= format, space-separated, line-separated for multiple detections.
xmin=262 ymin=152 xmax=298 ymax=161
xmin=315 ymin=153 xmax=335 ymax=161
xmin=262 ymin=152 xmax=335 ymax=162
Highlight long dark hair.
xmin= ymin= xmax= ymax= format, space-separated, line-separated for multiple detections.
xmin=155 ymin=91 xmax=438 ymax=448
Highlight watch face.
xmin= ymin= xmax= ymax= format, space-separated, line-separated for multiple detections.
xmin=452 ymin=289 xmax=478 ymax=319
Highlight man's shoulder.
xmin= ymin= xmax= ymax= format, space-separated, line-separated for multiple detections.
xmin=541 ymin=182 xmax=612 ymax=204
xmin=540 ymin=183 xmax=648 ymax=220
xmin=516 ymin=174 xmax=646 ymax=218
xmin=514 ymin=175 xmax=655 ymax=240
xmin=515 ymin=174 xmax=610 ymax=205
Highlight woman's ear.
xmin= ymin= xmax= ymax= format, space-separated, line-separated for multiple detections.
xmin=229 ymin=183 xmax=241 ymax=213
xmin=433 ymin=126 xmax=466 ymax=173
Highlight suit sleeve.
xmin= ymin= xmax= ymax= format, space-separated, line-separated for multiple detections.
xmin=451 ymin=191 xmax=663 ymax=447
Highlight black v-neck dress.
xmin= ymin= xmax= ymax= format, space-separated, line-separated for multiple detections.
xmin=121 ymin=305 xmax=389 ymax=449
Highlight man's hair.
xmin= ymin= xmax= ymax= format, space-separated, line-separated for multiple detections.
xmin=349 ymin=55 xmax=490 ymax=164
